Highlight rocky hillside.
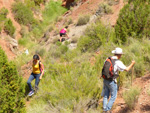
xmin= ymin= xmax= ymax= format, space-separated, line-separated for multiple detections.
xmin=0 ymin=0 xmax=125 ymax=60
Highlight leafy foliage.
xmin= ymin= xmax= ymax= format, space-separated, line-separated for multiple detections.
xmin=115 ymin=0 xmax=150 ymax=43
xmin=0 ymin=47 xmax=25 ymax=113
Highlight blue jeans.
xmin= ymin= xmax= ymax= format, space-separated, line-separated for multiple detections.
xmin=103 ymin=79 xmax=117 ymax=111
xmin=27 ymin=73 xmax=41 ymax=91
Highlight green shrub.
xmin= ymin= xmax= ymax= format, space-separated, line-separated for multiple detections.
xmin=96 ymin=3 xmax=112 ymax=16
xmin=100 ymin=3 xmax=112 ymax=14
xmin=4 ymin=19 xmax=16 ymax=37
xmin=35 ymin=48 xmax=46 ymax=57
xmin=24 ymin=0 xmax=36 ymax=9
xmin=12 ymin=2 xmax=35 ymax=25
xmin=0 ymin=7 xmax=8 ymax=20
xmin=27 ymin=61 xmax=101 ymax=112
xmin=0 ymin=47 xmax=25 ymax=113
xmin=0 ymin=7 xmax=8 ymax=32
xmin=43 ymin=1 xmax=67 ymax=23
xmin=115 ymin=0 xmax=150 ymax=43
xmin=0 ymin=47 xmax=8 ymax=68
xmin=20 ymin=25 xmax=29 ymax=37
xmin=18 ymin=37 xmax=29 ymax=46
xmin=76 ymin=15 xmax=90 ymax=26
xmin=29 ymin=0 xmax=67 ymax=39
xmin=77 ymin=21 xmax=114 ymax=52
xmin=48 ymin=25 xmax=54 ymax=32
xmin=71 ymin=36 xmax=78 ymax=43
xmin=59 ymin=44 xmax=68 ymax=54
xmin=65 ymin=17 xmax=73 ymax=26
xmin=123 ymin=87 xmax=140 ymax=109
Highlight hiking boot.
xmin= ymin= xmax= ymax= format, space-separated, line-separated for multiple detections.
xmin=28 ymin=90 xmax=34 ymax=96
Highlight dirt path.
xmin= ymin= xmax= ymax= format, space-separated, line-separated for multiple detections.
xmin=112 ymin=73 xmax=150 ymax=113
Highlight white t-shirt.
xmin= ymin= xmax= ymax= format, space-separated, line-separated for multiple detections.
xmin=111 ymin=56 xmax=127 ymax=74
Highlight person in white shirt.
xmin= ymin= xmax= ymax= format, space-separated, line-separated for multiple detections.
xmin=103 ymin=47 xmax=135 ymax=113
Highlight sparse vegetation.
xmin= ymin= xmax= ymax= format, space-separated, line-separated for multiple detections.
xmin=20 ymin=25 xmax=29 ymax=37
xmin=76 ymin=15 xmax=90 ymax=26
xmin=4 ymin=19 xmax=16 ymax=37
xmin=147 ymin=86 xmax=150 ymax=96
xmin=106 ymin=0 xmax=120 ymax=6
xmin=95 ymin=3 xmax=112 ymax=16
xmin=0 ymin=7 xmax=9 ymax=32
xmin=77 ymin=21 xmax=114 ymax=52
xmin=12 ymin=2 xmax=36 ymax=25
xmin=123 ymin=87 xmax=141 ymax=109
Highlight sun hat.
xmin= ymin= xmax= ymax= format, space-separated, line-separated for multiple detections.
xmin=112 ymin=47 xmax=124 ymax=54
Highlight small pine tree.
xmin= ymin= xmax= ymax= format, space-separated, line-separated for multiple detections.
xmin=115 ymin=0 xmax=150 ymax=43
xmin=0 ymin=47 xmax=25 ymax=113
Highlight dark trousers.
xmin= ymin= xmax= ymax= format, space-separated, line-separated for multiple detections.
xmin=27 ymin=73 xmax=41 ymax=91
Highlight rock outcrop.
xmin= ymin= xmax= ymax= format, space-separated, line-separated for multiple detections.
xmin=62 ymin=0 xmax=87 ymax=8
xmin=62 ymin=0 xmax=75 ymax=8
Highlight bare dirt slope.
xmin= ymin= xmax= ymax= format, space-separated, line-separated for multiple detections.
xmin=0 ymin=0 xmax=21 ymax=60
xmin=112 ymin=73 xmax=150 ymax=113
xmin=0 ymin=0 xmax=21 ymax=39
xmin=0 ymin=38 xmax=16 ymax=60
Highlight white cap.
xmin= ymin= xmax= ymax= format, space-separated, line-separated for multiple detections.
xmin=112 ymin=47 xmax=124 ymax=54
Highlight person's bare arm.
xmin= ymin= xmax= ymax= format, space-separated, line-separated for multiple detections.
xmin=66 ymin=33 xmax=69 ymax=39
xmin=125 ymin=60 xmax=135 ymax=72
xmin=39 ymin=63 xmax=44 ymax=79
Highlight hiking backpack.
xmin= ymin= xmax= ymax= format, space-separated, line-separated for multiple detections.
xmin=39 ymin=61 xmax=44 ymax=75
xmin=102 ymin=57 xmax=118 ymax=80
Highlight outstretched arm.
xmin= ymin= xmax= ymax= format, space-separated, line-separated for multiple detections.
xmin=125 ymin=60 xmax=135 ymax=72
xmin=66 ymin=33 xmax=69 ymax=39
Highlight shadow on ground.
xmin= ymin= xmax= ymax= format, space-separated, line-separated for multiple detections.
xmin=141 ymin=104 xmax=150 ymax=112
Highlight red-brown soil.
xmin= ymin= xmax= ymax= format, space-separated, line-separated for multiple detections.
xmin=112 ymin=73 xmax=150 ymax=113
xmin=0 ymin=38 xmax=16 ymax=60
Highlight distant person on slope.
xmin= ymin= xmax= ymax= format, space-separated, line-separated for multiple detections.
xmin=102 ymin=48 xmax=135 ymax=113
xmin=27 ymin=54 xmax=44 ymax=96
xmin=59 ymin=26 xmax=69 ymax=42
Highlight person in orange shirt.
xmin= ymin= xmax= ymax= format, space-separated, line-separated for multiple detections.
xmin=27 ymin=54 xmax=44 ymax=96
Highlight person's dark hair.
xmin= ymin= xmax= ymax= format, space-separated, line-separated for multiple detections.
xmin=65 ymin=26 xmax=68 ymax=29
xmin=33 ymin=54 xmax=40 ymax=60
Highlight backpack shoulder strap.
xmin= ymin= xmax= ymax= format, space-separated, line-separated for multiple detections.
xmin=39 ymin=61 xmax=41 ymax=68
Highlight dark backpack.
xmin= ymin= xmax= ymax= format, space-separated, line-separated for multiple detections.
xmin=102 ymin=57 xmax=118 ymax=80
xmin=39 ymin=61 xmax=44 ymax=75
